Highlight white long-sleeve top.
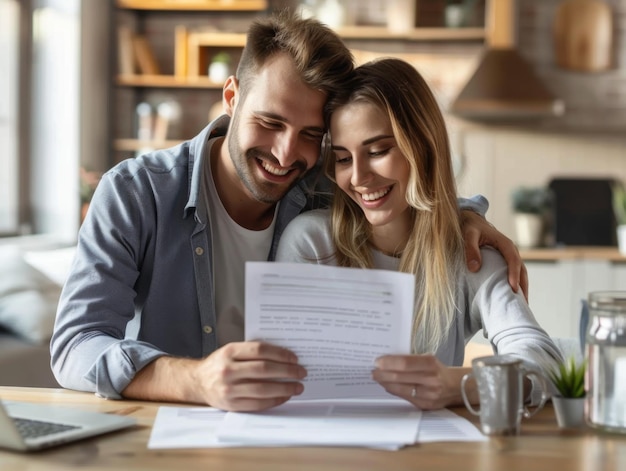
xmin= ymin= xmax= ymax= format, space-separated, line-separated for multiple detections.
xmin=275 ymin=209 xmax=563 ymax=402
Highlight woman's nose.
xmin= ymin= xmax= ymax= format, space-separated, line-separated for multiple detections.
xmin=350 ymin=158 xmax=371 ymax=187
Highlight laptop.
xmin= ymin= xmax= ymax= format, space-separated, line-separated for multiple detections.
xmin=0 ymin=400 xmax=136 ymax=451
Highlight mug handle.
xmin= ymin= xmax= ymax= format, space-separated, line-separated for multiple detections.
xmin=460 ymin=372 xmax=481 ymax=416
xmin=521 ymin=369 xmax=550 ymax=418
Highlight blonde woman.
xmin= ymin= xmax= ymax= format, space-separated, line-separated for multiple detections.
xmin=276 ymin=58 xmax=562 ymax=409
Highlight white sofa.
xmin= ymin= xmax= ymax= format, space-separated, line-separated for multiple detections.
xmin=0 ymin=243 xmax=75 ymax=387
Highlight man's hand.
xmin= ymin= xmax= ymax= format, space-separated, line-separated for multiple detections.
xmin=194 ymin=341 xmax=307 ymax=411
xmin=123 ymin=341 xmax=307 ymax=411
xmin=460 ymin=210 xmax=528 ymax=300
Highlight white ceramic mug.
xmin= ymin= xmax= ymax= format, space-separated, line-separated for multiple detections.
xmin=461 ymin=355 xmax=549 ymax=435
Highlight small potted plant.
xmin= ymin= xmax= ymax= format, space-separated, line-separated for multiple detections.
xmin=208 ymin=51 xmax=232 ymax=83
xmin=612 ymin=182 xmax=626 ymax=255
xmin=548 ymin=356 xmax=586 ymax=428
xmin=511 ymin=186 xmax=551 ymax=248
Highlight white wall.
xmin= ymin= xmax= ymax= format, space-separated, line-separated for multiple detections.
xmin=453 ymin=124 xmax=626 ymax=240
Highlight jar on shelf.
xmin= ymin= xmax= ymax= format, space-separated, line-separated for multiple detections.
xmin=586 ymin=291 xmax=626 ymax=434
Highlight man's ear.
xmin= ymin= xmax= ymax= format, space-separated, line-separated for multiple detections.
xmin=222 ymin=76 xmax=239 ymax=116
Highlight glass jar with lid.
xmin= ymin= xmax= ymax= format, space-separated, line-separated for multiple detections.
xmin=586 ymin=291 xmax=626 ymax=433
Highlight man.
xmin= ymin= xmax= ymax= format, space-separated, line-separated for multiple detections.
xmin=50 ymin=13 xmax=525 ymax=412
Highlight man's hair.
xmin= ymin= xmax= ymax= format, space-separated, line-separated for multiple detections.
xmin=324 ymin=58 xmax=464 ymax=354
xmin=236 ymin=11 xmax=354 ymax=110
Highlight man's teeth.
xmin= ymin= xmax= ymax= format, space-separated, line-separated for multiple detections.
xmin=261 ymin=161 xmax=289 ymax=176
xmin=361 ymin=188 xmax=390 ymax=201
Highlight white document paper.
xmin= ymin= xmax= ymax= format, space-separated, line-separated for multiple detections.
xmin=216 ymin=398 xmax=421 ymax=448
xmin=245 ymin=262 xmax=415 ymax=400
xmin=147 ymin=404 xmax=486 ymax=449
xmin=418 ymin=408 xmax=488 ymax=443
xmin=148 ymin=406 xmax=230 ymax=449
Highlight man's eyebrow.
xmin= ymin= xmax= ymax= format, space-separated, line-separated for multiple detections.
xmin=254 ymin=111 xmax=285 ymax=122
xmin=254 ymin=111 xmax=324 ymax=134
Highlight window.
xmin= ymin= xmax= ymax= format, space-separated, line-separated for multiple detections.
xmin=0 ymin=0 xmax=84 ymax=243
xmin=0 ymin=0 xmax=21 ymax=235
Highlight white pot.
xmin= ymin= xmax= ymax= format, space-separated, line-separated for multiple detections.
xmin=445 ymin=4 xmax=465 ymax=27
xmin=208 ymin=62 xmax=229 ymax=83
xmin=513 ymin=213 xmax=543 ymax=249
xmin=618 ymin=225 xmax=626 ymax=256
xmin=552 ymin=396 xmax=585 ymax=428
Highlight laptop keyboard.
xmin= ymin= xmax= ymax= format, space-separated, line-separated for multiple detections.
xmin=14 ymin=417 xmax=80 ymax=439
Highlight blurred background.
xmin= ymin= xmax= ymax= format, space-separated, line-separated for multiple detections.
xmin=1 ymin=0 xmax=625 ymax=243
xmin=0 ymin=1 xmax=625 ymax=387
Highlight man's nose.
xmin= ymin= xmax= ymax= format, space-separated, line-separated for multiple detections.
xmin=272 ymin=131 xmax=299 ymax=168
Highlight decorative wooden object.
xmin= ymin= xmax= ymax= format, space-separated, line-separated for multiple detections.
xmin=553 ymin=0 xmax=613 ymax=72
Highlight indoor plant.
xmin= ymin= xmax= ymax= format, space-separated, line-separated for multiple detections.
xmin=612 ymin=182 xmax=626 ymax=255
xmin=548 ymin=356 xmax=586 ymax=428
xmin=208 ymin=51 xmax=232 ymax=83
xmin=511 ymin=186 xmax=551 ymax=248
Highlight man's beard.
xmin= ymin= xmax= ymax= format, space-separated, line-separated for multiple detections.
xmin=227 ymin=123 xmax=306 ymax=205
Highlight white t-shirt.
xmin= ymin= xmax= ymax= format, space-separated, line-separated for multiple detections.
xmin=204 ymin=139 xmax=277 ymax=346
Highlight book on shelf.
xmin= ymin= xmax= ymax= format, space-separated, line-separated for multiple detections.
xmin=118 ymin=25 xmax=161 ymax=76
xmin=118 ymin=26 xmax=135 ymax=75
xmin=132 ymin=34 xmax=161 ymax=75
xmin=174 ymin=25 xmax=188 ymax=78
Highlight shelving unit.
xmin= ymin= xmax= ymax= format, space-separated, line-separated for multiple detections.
xmin=112 ymin=0 xmax=269 ymax=160
xmin=117 ymin=0 xmax=269 ymax=11
xmin=336 ymin=26 xmax=485 ymax=42
xmin=111 ymin=0 xmax=488 ymax=161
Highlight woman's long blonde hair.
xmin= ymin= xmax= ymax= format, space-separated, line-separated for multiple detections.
xmin=324 ymin=58 xmax=464 ymax=354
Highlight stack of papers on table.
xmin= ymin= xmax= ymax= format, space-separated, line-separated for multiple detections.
xmin=147 ymin=400 xmax=486 ymax=450
xmin=148 ymin=262 xmax=486 ymax=449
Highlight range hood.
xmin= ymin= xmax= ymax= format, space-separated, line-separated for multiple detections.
xmin=450 ymin=0 xmax=565 ymax=120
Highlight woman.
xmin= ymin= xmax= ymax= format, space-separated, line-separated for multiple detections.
xmin=275 ymin=58 xmax=562 ymax=409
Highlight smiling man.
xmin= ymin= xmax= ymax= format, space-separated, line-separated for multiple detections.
xmin=50 ymin=12 xmax=526 ymax=412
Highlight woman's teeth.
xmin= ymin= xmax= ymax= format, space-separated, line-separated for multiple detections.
xmin=361 ymin=187 xmax=390 ymax=201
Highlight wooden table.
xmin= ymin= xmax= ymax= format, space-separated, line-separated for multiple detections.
xmin=1 ymin=387 xmax=625 ymax=471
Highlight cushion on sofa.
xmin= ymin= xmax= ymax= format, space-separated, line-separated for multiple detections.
xmin=0 ymin=245 xmax=62 ymax=344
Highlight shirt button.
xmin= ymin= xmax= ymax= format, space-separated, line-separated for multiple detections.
xmin=203 ymin=325 xmax=213 ymax=334
xmin=195 ymin=247 xmax=204 ymax=256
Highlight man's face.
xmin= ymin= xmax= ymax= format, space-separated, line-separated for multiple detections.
xmin=225 ymin=53 xmax=327 ymax=205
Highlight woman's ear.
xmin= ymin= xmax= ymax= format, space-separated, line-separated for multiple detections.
xmin=222 ymin=76 xmax=239 ymax=116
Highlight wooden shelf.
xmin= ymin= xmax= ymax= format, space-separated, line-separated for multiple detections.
xmin=336 ymin=26 xmax=486 ymax=42
xmin=114 ymin=138 xmax=183 ymax=152
xmin=520 ymin=247 xmax=626 ymax=262
xmin=117 ymin=0 xmax=268 ymax=11
xmin=116 ymin=74 xmax=223 ymax=88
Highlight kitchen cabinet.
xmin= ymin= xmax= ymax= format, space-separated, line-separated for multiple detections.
xmin=469 ymin=249 xmax=626 ymax=346
xmin=525 ymin=260 xmax=578 ymax=340
xmin=525 ymin=255 xmax=626 ymax=340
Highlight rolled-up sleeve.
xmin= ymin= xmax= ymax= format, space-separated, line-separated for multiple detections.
xmin=50 ymin=167 xmax=167 ymax=398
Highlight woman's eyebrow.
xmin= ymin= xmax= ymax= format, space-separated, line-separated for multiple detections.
xmin=362 ymin=134 xmax=394 ymax=146
xmin=331 ymin=134 xmax=393 ymax=150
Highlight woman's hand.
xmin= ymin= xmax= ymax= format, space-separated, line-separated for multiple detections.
xmin=372 ymin=354 xmax=474 ymax=410
xmin=460 ymin=210 xmax=529 ymax=301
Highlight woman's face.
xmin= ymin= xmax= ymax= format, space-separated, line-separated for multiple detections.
xmin=330 ymin=101 xmax=411 ymax=230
